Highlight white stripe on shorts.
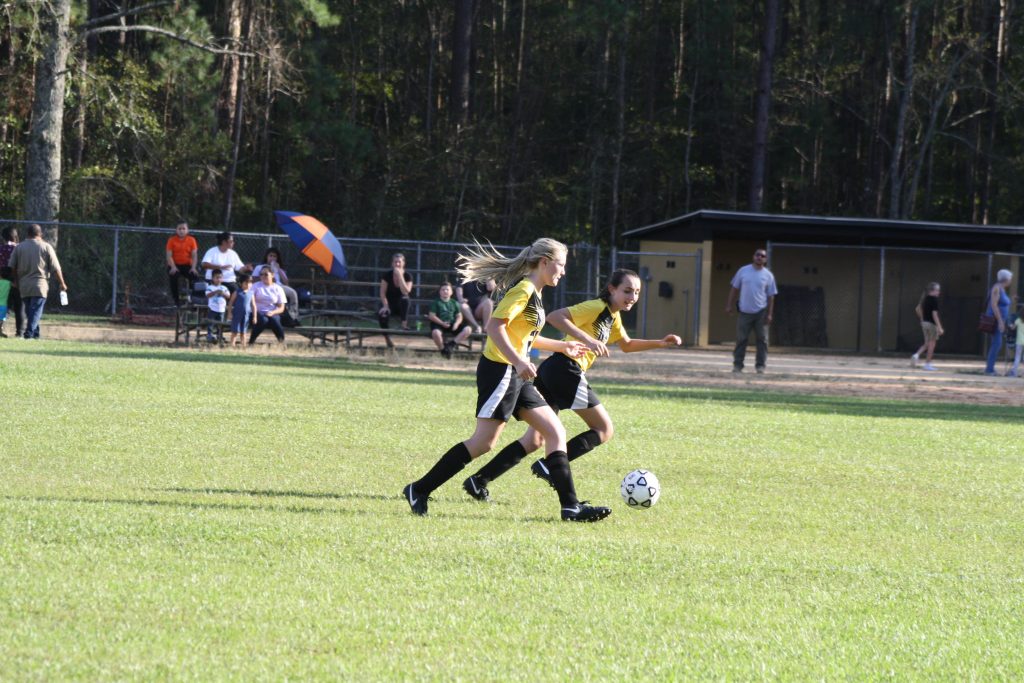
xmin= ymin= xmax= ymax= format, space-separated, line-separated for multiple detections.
xmin=478 ymin=364 xmax=514 ymax=418
xmin=570 ymin=373 xmax=590 ymax=410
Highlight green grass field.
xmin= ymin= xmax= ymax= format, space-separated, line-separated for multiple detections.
xmin=3 ymin=342 xmax=1023 ymax=679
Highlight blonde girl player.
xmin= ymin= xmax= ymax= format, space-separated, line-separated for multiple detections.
xmin=462 ymin=269 xmax=681 ymax=501
xmin=402 ymin=238 xmax=613 ymax=522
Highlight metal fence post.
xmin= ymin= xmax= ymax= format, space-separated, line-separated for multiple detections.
xmin=876 ymin=247 xmax=885 ymax=352
xmin=111 ymin=228 xmax=120 ymax=316
xmin=415 ymin=243 xmax=422 ymax=320
xmin=610 ymin=247 xmax=617 ymax=274
xmin=694 ymin=247 xmax=703 ymax=346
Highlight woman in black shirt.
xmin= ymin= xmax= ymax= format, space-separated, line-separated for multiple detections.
xmin=379 ymin=252 xmax=414 ymax=331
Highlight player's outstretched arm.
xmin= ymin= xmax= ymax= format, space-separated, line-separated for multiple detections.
xmin=619 ymin=334 xmax=682 ymax=353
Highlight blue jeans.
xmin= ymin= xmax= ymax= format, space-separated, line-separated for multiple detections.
xmin=23 ymin=296 xmax=46 ymax=339
xmin=249 ymin=312 xmax=285 ymax=343
xmin=986 ymin=328 xmax=1004 ymax=373
xmin=207 ymin=311 xmax=224 ymax=342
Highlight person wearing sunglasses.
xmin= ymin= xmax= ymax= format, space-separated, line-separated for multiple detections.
xmin=725 ymin=249 xmax=777 ymax=374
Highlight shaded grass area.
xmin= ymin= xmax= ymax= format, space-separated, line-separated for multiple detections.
xmin=2 ymin=341 xmax=1023 ymax=679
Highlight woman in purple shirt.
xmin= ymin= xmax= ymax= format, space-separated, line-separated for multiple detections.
xmin=248 ymin=268 xmax=287 ymax=344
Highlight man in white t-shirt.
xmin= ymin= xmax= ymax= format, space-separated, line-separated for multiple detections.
xmin=725 ymin=248 xmax=778 ymax=374
xmin=201 ymin=231 xmax=250 ymax=293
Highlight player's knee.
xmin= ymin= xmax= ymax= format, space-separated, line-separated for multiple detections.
xmin=539 ymin=419 xmax=565 ymax=444
xmin=521 ymin=431 xmax=544 ymax=453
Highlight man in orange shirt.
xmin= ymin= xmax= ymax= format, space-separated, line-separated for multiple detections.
xmin=166 ymin=221 xmax=199 ymax=305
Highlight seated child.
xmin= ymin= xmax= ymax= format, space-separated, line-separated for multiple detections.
xmin=428 ymin=281 xmax=471 ymax=358
xmin=205 ymin=268 xmax=230 ymax=343
xmin=0 ymin=266 xmax=11 ymax=338
xmin=228 ymin=273 xmax=254 ymax=348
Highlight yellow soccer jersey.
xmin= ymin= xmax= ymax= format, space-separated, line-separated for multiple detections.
xmin=561 ymin=298 xmax=625 ymax=372
xmin=483 ymin=279 xmax=545 ymax=365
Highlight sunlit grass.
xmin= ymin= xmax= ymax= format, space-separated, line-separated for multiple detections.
xmin=2 ymin=341 xmax=1022 ymax=679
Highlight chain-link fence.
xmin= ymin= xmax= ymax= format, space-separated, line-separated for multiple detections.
xmin=0 ymin=219 xmax=602 ymax=324
xmin=767 ymin=242 xmax=1022 ymax=354
xmin=610 ymin=248 xmax=703 ymax=345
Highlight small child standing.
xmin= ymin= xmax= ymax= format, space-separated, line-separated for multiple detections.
xmin=205 ymin=269 xmax=230 ymax=343
xmin=428 ymin=281 xmax=472 ymax=358
xmin=228 ymin=274 xmax=255 ymax=348
xmin=0 ymin=266 xmax=11 ymax=338
xmin=1008 ymin=305 xmax=1024 ymax=377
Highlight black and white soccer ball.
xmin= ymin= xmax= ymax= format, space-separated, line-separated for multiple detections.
xmin=620 ymin=469 xmax=661 ymax=509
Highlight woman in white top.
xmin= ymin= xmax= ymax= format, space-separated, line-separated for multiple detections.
xmin=248 ymin=268 xmax=287 ymax=343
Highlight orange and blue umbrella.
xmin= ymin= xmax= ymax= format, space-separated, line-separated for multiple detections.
xmin=274 ymin=211 xmax=347 ymax=279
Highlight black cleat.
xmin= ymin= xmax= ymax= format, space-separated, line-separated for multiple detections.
xmin=561 ymin=502 xmax=612 ymax=523
xmin=402 ymin=483 xmax=429 ymax=516
xmin=462 ymin=475 xmax=490 ymax=502
xmin=530 ymin=458 xmax=556 ymax=490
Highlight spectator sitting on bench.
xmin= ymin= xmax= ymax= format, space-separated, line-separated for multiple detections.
xmin=249 ymin=267 xmax=287 ymax=345
xmin=428 ymin=281 xmax=472 ymax=359
xmin=201 ymin=231 xmax=251 ymax=295
xmin=205 ymin=269 xmax=230 ymax=343
xmin=165 ymin=221 xmax=199 ymax=306
xmin=252 ymin=248 xmax=300 ymax=327
xmin=456 ymin=276 xmax=496 ymax=334
xmin=379 ymin=252 xmax=413 ymax=332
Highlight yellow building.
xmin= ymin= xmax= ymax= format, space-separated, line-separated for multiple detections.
xmin=621 ymin=210 xmax=1024 ymax=354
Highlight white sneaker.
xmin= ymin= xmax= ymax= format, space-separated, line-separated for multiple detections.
xmin=922 ymin=363 xmax=936 ymax=371
xmin=911 ymin=353 xmax=919 ymax=367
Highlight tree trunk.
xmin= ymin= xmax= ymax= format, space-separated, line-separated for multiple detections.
xmin=216 ymin=0 xmax=244 ymax=136
xmin=609 ymin=1 xmax=629 ymax=247
xmin=889 ymin=1 xmax=917 ymax=220
xmin=684 ymin=69 xmax=698 ymax=213
xmin=980 ymin=0 xmax=1007 ymax=225
xmin=451 ymin=0 xmax=473 ymax=127
xmin=749 ymin=0 xmax=780 ymax=212
xmin=24 ymin=0 xmax=72 ymax=238
xmin=223 ymin=7 xmax=251 ymax=228
xmin=425 ymin=9 xmax=437 ymax=143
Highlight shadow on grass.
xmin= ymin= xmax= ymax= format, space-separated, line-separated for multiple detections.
xmin=8 ymin=345 xmax=473 ymax=388
xmin=11 ymin=344 xmax=1014 ymax=424
xmin=2 ymin=492 xmax=501 ymax=521
xmin=157 ymin=486 xmax=510 ymax=506
xmin=598 ymin=382 xmax=1023 ymax=424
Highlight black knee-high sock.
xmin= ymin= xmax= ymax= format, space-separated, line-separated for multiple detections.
xmin=414 ymin=442 xmax=472 ymax=495
xmin=544 ymin=450 xmax=578 ymax=508
xmin=566 ymin=429 xmax=601 ymax=463
xmin=473 ymin=440 xmax=528 ymax=485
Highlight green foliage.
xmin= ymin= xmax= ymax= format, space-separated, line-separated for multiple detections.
xmin=5 ymin=1 xmax=1024 ymax=237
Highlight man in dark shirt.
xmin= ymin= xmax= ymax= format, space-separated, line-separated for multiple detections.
xmin=911 ymin=282 xmax=944 ymax=371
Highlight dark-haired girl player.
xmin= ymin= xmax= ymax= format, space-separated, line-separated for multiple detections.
xmin=402 ymin=238 xmax=613 ymax=522
xmin=462 ymin=269 xmax=681 ymax=500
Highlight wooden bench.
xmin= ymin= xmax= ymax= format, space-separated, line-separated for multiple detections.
xmin=175 ymin=307 xmax=232 ymax=345
xmin=290 ymin=324 xmax=486 ymax=353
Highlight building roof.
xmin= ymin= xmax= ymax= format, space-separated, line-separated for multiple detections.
xmin=622 ymin=210 xmax=1024 ymax=251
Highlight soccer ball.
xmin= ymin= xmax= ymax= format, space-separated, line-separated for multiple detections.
xmin=620 ymin=469 xmax=661 ymax=509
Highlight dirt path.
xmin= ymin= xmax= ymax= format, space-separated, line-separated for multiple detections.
xmin=33 ymin=321 xmax=1024 ymax=407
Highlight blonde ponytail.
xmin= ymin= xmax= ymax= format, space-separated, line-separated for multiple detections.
xmin=456 ymin=238 xmax=567 ymax=291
